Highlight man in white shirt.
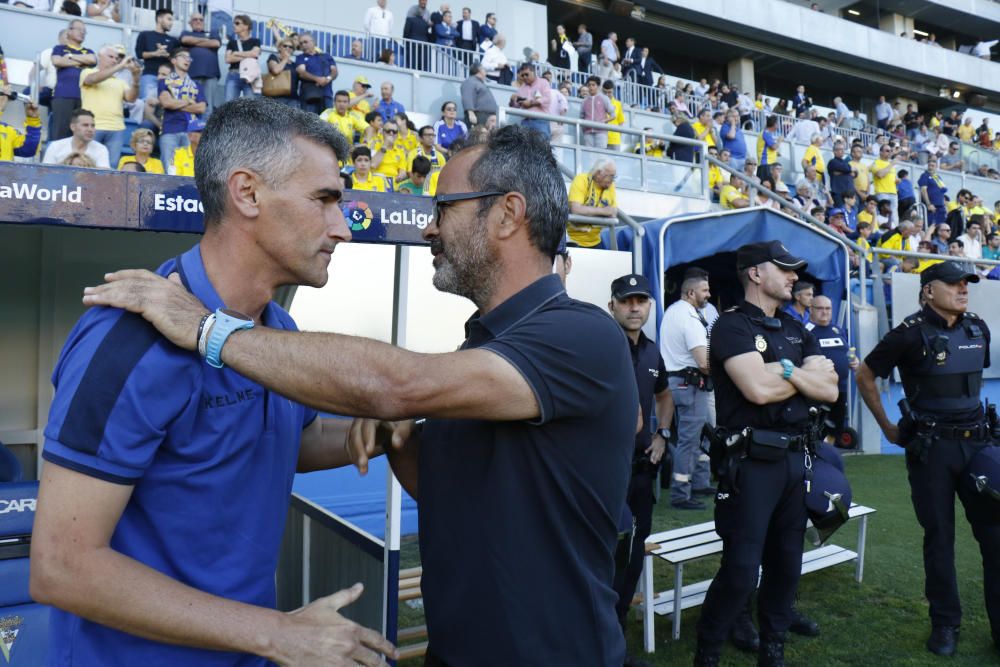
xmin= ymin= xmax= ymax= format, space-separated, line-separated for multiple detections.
xmin=787 ymin=111 xmax=820 ymax=145
xmin=600 ymin=32 xmax=618 ymax=64
xmin=42 ymin=108 xmax=110 ymax=168
xmin=958 ymin=218 xmax=984 ymax=260
xmin=659 ymin=270 xmax=715 ymax=510
xmin=363 ymin=0 xmax=394 ymax=36
xmin=972 ymin=39 xmax=998 ymax=59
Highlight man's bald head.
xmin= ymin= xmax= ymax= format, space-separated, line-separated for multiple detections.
xmin=810 ymin=294 xmax=833 ymax=326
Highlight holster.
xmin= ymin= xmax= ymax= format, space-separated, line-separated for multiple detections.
xmin=704 ymin=425 xmax=744 ymax=494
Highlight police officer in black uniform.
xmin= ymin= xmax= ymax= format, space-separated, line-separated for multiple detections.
xmin=694 ymin=241 xmax=839 ymax=667
xmin=857 ymin=260 xmax=1000 ymax=657
xmin=607 ymin=273 xmax=673 ymax=667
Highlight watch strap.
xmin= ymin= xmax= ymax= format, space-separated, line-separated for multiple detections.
xmin=205 ymin=308 xmax=254 ymax=369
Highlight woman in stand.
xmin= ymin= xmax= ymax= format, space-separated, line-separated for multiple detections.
xmin=117 ymin=128 xmax=164 ymax=174
xmin=432 ymin=100 xmax=467 ymax=156
xmin=265 ymin=39 xmax=298 ymax=108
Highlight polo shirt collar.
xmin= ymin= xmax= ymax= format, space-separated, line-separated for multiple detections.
xmin=175 ymin=243 xmax=279 ymax=327
xmin=475 ymin=274 xmax=565 ymax=338
xmin=922 ymin=303 xmax=965 ymax=330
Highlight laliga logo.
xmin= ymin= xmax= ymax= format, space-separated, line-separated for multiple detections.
xmin=380 ymin=207 xmax=431 ymax=229
xmin=345 ymin=201 xmax=374 ymax=232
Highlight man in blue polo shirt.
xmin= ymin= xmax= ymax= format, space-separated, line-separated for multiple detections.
xmin=31 ymin=98 xmax=396 ymax=666
xmin=82 ymin=125 xmax=639 ymax=666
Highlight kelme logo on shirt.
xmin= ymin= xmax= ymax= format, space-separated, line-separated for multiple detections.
xmin=345 ymin=201 xmax=374 ymax=232
xmin=202 ymin=388 xmax=257 ymax=409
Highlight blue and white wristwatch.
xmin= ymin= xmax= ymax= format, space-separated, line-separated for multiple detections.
xmin=780 ymin=358 xmax=795 ymax=380
xmin=204 ymin=308 xmax=254 ymax=368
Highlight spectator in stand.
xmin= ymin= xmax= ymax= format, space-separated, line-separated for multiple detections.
xmin=321 ymin=90 xmax=367 ymax=144
xmin=511 ymin=63 xmax=552 ymax=138
xmin=481 ymin=35 xmax=510 ymax=85
xmin=897 ymin=169 xmax=916 ymax=220
xmin=223 ymin=15 xmax=261 ymax=102
xmin=374 ymin=82 xmax=405 ymax=123
xmin=42 ymin=108 xmax=109 ymax=167
xmin=870 ymin=143 xmax=899 ymax=226
xmin=793 ymin=177 xmax=820 ymax=212
xmin=0 ymin=85 xmax=41 ymax=161
xmin=668 ymin=112 xmax=696 ymax=162
xmin=719 ymin=108 xmax=746 ymax=171
xmin=158 ymin=48 xmax=206 ymax=173
xmin=364 ymin=0 xmax=395 ymax=58
xmin=433 ymin=100 xmax=467 ymax=155
xmin=912 ymin=124 xmax=931 ymax=162
xmin=85 ymin=0 xmax=120 ymax=22
xmin=984 ymin=232 xmax=1000 ymax=262
xmin=756 ymin=179 xmax=779 ymax=209
xmin=407 ymin=0 xmax=431 ymax=22
xmin=574 ymin=24 xmax=593 ymax=72
xmin=549 ymin=24 xmax=573 ymax=70
xmin=403 ymin=8 xmax=432 ymax=71
xmin=901 ymin=104 xmax=919 ymax=139
xmin=691 ymin=108 xmax=717 ymax=155
xmin=942 ymin=110 xmax=959 ymax=136
xmin=804 ymin=164 xmax=831 ymax=207
xmin=801 ymin=132 xmax=826 ymax=184
xmin=349 ymin=77 xmax=374 ymax=118
xmin=397 ymin=154 xmax=431 ymax=195
xmin=372 ymin=119 xmax=408 ymax=185
xmin=833 ymin=96 xmax=849 ymax=127
xmin=792 ymin=84 xmax=811 ymax=117
xmin=455 ymin=8 xmax=480 ymax=51
xmin=180 ymin=13 xmax=222 ymax=116
xmin=349 ymin=145 xmax=386 ymax=192
xmin=266 ymin=39 xmax=299 ymax=109
xmin=409 ymin=124 xmax=446 ymax=174
xmin=52 ymin=19 xmax=97 ymax=140
xmin=134 ymin=9 xmax=176 ymax=103
xmin=170 ymin=116 xmax=204 ymax=177
xmin=79 ymin=45 xmax=140 ymax=167
xmin=601 ymin=32 xmax=619 ymax=66
xmin=579 ymin=76 xmax=612 ymax=148
xmin=479 ymin=13 xmax=498 ymax=47
xmin=706 ymin=146 xmax=723 ymax=200
xmin=938 ymin=141 xmax=963 ymax=172
xmin=919 ymin=158 xmax=948 ymax=227
xmin=787 ymin=110 xmax=819 ymax=145
xmin=720 ymin=172 xmax=750 ymax=209
xmin=958 ymin=117 xmax=975 ymax=144
xmin=603 ymin=81 xmax=625 ymax=151
xmin=769 ymin=163 xmax=791 ymax=200
xmin=295 ymin=33 xmax=338 ymax=114
xmin=361 ymin=111 xmax=383 ymax=147
xmin=346 ymin=40 xmax=366 ymax=61
xmin=435 ymin=11 xmax=460 ymax=47
xmin=756 ymin=114 xmax=782 ymax=180
xmin=460 ymin=63 xmax=498 ymax=129
xmin=60 ymin=152 xmax=97 ymax=168
xmin=117 ymin=128 xmax=163 ymax=173
xmin=972 ymin=39 xmax=998 ymax=60
xmin=958 ymin=216 xmax=985 ymax=259
xmin=857 ymin=195 xmax=877 ymax=228
xmin=827 ymin=140 xmax=854 ymax=207
xmin=848 ymin=144 xmax=869 ymax=203
xmin=568 ymin=158 xmax=617 ymax=247
xmin=694 ymin=78 xmax=709 ymax=97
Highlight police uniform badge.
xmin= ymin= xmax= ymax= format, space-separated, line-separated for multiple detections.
xmin=755 ymin=334 xmax=768 ymax=353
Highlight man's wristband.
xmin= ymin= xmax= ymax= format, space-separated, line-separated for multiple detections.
xmin=204 ymin=308 xmax=254 ymax=368
xmin=197 ymin=312 xmax=215 ymax=359
xmin=657 ymin=428 xmax=671 ymax=440
xmin=780 ymin=358 xmax=795 ymax=380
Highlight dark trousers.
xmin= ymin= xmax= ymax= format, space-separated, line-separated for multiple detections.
xmin=906 ymin=439 xmax=1000 ymax=629
xmin=423 ymin=650 xmax=451 ymax=667
xmin=697 ymin=451 xmax=807 ymax=642
xmin=614 ymin=470 xmax=655 ymax=624
xmin=50 ymin=96 xmax=80 ymax=141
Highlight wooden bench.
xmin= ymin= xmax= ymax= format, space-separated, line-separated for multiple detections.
xmin=638 ymin=504 xmax=876 ymax=653
xmin=396 ymin=566 xmax=429 ymax=659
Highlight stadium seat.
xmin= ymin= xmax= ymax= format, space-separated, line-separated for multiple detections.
xmin=0 ymin=481 xmax=49 ymax=665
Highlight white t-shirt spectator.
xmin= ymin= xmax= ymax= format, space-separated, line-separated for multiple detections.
xmin=659 ymin=299 xmax=710 ymax=371
xmin=42 ymin=137 xmax=111 ymax=168
xmin=364 ymin=4 xmax=394 ymax=36
xmin=958 ymin=233 xmax=983 ymax=259
xmin=788 ymin=118 xmax=820 ymax=144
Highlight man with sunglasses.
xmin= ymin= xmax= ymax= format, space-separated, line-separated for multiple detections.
xmin=82 ymin=124 xmax=639 ymax=667
xmin=511 ymin=62 xmax=552 ymax=138
xmin=180 ymin=13 xmax=222 ymax=116
xmin=372 ymin=120 xmax=408 ymax=185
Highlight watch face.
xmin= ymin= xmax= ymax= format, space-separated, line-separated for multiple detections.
xmin=219 ymin=308 xmax=252 ymax=322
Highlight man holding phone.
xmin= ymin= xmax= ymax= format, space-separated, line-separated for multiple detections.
xmin=80 ymin=45 xmax=141 ymax=167
xmin=0 ymin=84 xmax=41 ymax=161
xmin=510 ymin=62 xmax=552 ymax=138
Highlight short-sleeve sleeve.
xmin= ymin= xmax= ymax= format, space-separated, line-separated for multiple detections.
xmin=863 ymin=324 xmax=909 ymax=379
xmin=654 ymin=353 xmax=669 ymax=394
xmin=42 ymin=311 xmax=199 ymax=485
xmin=481 ymin=304 xmax=629 ymax=424
xmin=801 ymin=324 xmax=822 ymax=358
xmin=681 ymin=310 xmax=708 ymax=353
xmin=568 ymin=174 xmax=587 ymax=204
xmin=709 ymin=312 xmax=757 ymax=366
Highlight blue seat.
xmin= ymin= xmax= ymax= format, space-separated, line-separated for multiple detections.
xmin=0 ymin=443 xmax=21 ymax=483
xmin=1 ymin=481 xmax=49 ymax=665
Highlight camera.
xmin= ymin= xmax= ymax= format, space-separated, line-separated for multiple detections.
xmin=2 ymin=91 xmax=33 ymax=103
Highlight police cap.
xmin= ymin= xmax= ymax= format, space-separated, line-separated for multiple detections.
xmin=611 ymin=274 xmax=653 ymax=300
xmin=964 ymin=445 xmax=1000 ymax=503
xmin=736 ymin=240 xmax=808 ymax=272
xmin=805 ymin=457 xmax=852 ymax=544
xmin=920 ymin=260 xmax=980 ymax=286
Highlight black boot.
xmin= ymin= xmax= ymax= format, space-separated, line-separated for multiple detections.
xmin=730 ymin=607 xmax=760 ymax=652
xmin=788 ymin=606 xmax=820 ymax=637
xmin=927 ymin=625 xmax=959 ymax=656
xmin=757 ymin=633 xmax=785 ymax=667
xmin=693 ymin=639 xmax=722 ymax=667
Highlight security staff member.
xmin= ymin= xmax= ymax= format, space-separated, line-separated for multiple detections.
xmin=856 ymin=261 xmax=1000 ymax=657
xmin=695 ymin=241 xmax=838 ymax=667
xmin=661 ymin=270 xmax=714 ymax=509
xmin=608 ymin=273 xmax=673 ymax=667
xmin=806 ymin=295 xmax=859 ymax=441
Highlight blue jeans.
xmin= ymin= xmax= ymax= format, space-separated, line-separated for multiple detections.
xmin=159 ymin=132 xmax=190 ymax=173
xmin=521 ymin=118 xmax=551 ymax=139
xmin=94 ymin=129 xmax=125 ymax=168
xmin=194 ymin=77 xmax=220 ymax=116
xmin=139 ymin=74 xmax=159 ymax=102
xmin=225 ymin=71 xmax=257 ymax=102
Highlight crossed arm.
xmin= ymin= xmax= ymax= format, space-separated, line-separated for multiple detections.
xmin=723 ymin=351 xmax=839 ymax=405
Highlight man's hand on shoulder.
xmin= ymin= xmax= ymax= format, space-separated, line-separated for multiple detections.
xmin=82 ymin=269 xmax=206 ymax=351
xmin=275 ymin=583 xmax=397 ymax=666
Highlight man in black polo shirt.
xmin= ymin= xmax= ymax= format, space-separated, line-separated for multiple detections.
xmin=694 ymin=241 xmax=838 ymax=667
xmin=608 ymin=273 xmax=673 ymax=667
xmin=83 ymin=124 xmax=639 ymax=666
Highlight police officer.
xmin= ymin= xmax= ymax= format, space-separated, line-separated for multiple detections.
xmin=608 ymin=273 xmax=673 ymax=667
xmin=806 ymin=295 xmax=859 ymax=443
xmin=856 ymin=261 xmax=1000 ymax=657
xmin=694 ymin=241 xmax=839 ymax=667
xmin=661 ymin=269 xmax=715 ymax=510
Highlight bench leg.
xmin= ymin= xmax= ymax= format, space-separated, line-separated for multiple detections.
xmin=855 ymin=515 xmax=868 ymax=583
xmin=672 ymin=564 xmax=683 ymax=640
xmin=643 ymin=554 xmax=655 ymax=653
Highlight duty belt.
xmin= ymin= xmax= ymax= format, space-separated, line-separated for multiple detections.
xmin=931 ymin=422 xmax=989 ymax=440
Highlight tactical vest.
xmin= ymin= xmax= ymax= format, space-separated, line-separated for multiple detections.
xmin=899 ymin=311 xmax=987 ymax=414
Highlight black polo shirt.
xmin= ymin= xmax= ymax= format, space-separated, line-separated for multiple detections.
xmin=418 ymin=274 xmax=637 ymax=666
xmin=709 ymin=300 xmax=821 ymax=432
xmin=630 ymin=330 xmax=668 ymax=454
